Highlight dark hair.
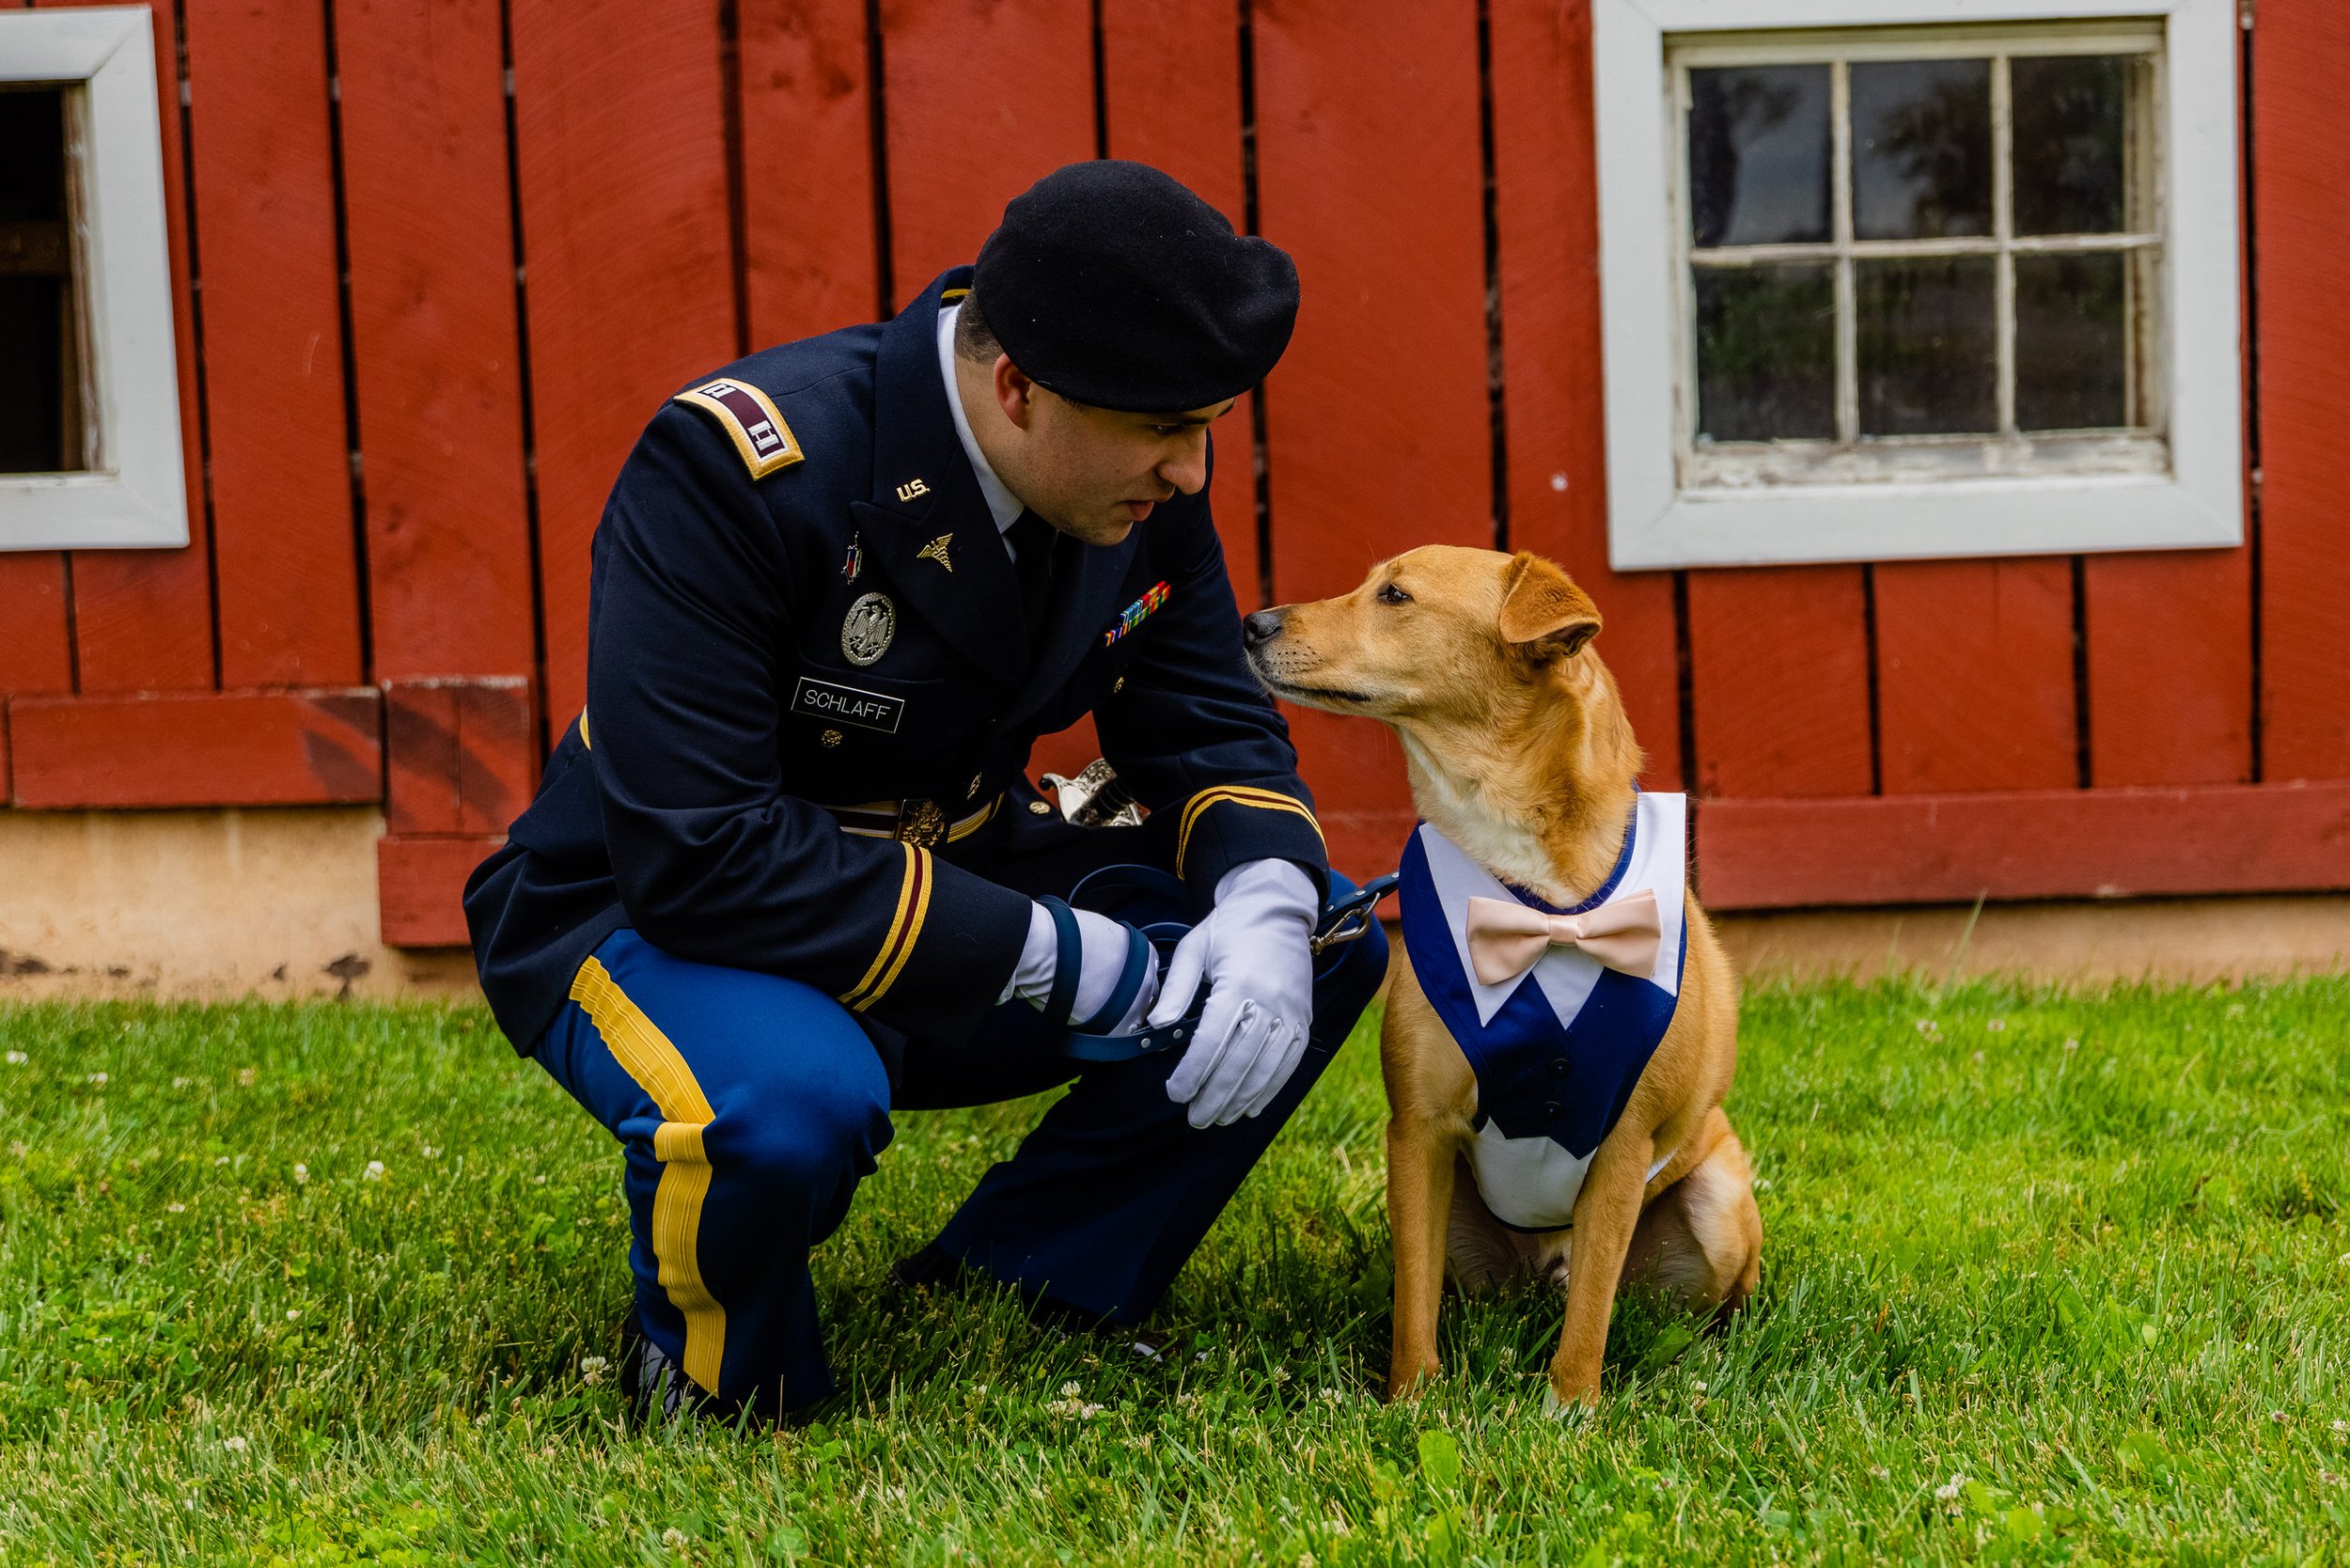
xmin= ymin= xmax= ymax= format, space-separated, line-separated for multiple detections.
xmin=952 ymin=289 xmax=1004 ymax=364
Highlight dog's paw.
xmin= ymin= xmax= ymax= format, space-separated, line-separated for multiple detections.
xmin=1542 ymin=1382 xmax=1601 ymax=1422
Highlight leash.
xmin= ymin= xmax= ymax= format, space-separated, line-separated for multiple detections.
xmin=1058 ymin=870 xmax=1400 ymax=1063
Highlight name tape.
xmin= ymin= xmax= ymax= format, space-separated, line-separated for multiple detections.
xmin=792 ymin=676 xmax=905 ymax=734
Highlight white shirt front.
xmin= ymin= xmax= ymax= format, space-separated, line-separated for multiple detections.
xmin=936 ymin=303 xmax=1026 ymax=543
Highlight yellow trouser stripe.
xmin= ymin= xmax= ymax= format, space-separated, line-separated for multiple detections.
xmin=569 ymin=956 xmax=727 ymax=1393
xmin=840 ymin=843 xmax=934 ymax=1011
xmin=1174 ymin=786 xmax=1324 ymax=874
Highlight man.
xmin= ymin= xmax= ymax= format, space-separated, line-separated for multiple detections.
xmin=464 ymin=160 xmax=1386 ymax=1421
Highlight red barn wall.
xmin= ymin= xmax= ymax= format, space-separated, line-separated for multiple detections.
xmin=4 ymin=0 xmax=2349 ymax=948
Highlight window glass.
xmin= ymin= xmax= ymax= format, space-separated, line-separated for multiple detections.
xmin=2014 ymin=251 xmax=2130 ymax=430
xmin=1856 ymin=256 xmax=1998 ymax=435
xmin=1851 ymin=58 xmax=1993 ymax=240
xmin=1688 ymin=65 xmax=1832 ymax=247
xmin=2011 ymin=54 xmax=2129 ymax=235
xmin=1695 ymin=263 xmax=1837 ymax=441
xmin=0 ymin=85 xmax=86 ymax=476
xmin=1677 ymin=37 xmax=2158 ymax=468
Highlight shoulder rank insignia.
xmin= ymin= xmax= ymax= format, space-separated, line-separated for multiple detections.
xmin=1104 ymin=580 xmax=1172 ymax=648
xmin=673 ymin=378 xmax=805 ymax=478
xmin=917 ymin=533 xmax=953 ymax=571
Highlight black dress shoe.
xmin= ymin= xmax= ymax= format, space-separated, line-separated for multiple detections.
xmin=887 ymin=1241 xmax=971 ymax=1294
xmin=619 ymin=1330 xmax=697 ymax=1426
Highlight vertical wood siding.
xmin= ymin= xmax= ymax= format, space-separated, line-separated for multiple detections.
xmin=6 ymin=0 xmax=2349 ymax=924
xmin=511 ymin=0 xmax=737 ymax=729
xmin=336 ymin=0 xmax=535 ymax=683
xmin=2252 ymin=0 xmax=2350 ymax=783
xmin=1487 ymin=0 xmax=1682 ymax=792
xmin=180 ymin=0 xmax=363 ymax=688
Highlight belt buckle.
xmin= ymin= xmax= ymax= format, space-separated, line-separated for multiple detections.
xmin=895 ymin=798 xmax=947 ymax=847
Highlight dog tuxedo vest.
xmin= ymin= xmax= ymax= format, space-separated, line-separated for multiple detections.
xmin=1396 ymin=792 xmax=1689 ymax=1232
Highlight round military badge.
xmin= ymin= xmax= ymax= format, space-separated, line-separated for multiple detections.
xmin=840 ymin=592 xmax=896 ymax=666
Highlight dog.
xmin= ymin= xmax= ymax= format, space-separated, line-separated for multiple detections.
xmin=1242 ymin=546 xmax=1760 ymax=1409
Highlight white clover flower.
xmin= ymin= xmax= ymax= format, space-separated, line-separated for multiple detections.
xmin=1692 ymin=1380 xmax=1707 ymax=1392
xmin=423 ymin=1146 xmax=440 ymax=1158
xmin=222 ymin=1435 xmax=248 ymax=1452
xmin=579 ymin=1355 xmax=608 ymax=1387
xmin=286 ymin=1309 xmax=301 ymax=1321
xmin=214 ymin=1156 xmax=230 ymax=1167
xmin=172 ymin=1076 xmax=190 ymax=1088
xmin=88 ymin=1072 xmax=109 ymax=1086
xmin=1985 ymin=1018 xmax=2007 ymax=1032
xmin=293 ymin=1164 xmax=308 ymax=1183
xmin=663 ymin=1526 xmax=689 ymax=1550
xmin=237 ymin=1067 xmax=257 ymax=1087
xmin=2332 ymin=1419 xmax=2346 ymax=1435
xmin=4 ymin=1052 xmax=24 ymax=1065
xmin=167 ymin=1202 xmax=186 ymax=1214
xmin=1935 ymin=1474 xmax=1966 ymax=1502
xmin=364 ymin=1161 xmax=385 ymax=1181
xmin=1060 ymin=1381 xmax=1082 ymax=1399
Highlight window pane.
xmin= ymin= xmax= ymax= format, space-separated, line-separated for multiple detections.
xmin=2012 ymin=55 xmax=2129 ymax=235
xmin=1851 ymin=58 xmax=1993 ymax=241
xmin=2014 ymin=251 xmax=2132 ymax=430
xmin=1856 ymin=257 xmax=1996 ymax=436
xmin=1688 ymin=66 xmax=1831 ymax=247
xmin=1694 ymin=263 xmax=1836 ymax=442
xmin=0 ymin=86 xmax=84 ymax=475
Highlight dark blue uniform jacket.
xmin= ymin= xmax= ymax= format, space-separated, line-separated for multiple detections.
xmin=465 ymin=269 xmax=1330 ymax=1055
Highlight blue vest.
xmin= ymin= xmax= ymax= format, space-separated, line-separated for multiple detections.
xmin=1396 ymin=793 xmax=1688 ymax=1231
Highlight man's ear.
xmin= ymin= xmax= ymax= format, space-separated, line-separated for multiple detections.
xmin=992 ymin=353 xmax=1037 ymax=430
xmin=1496 ymin=551 xmax=1602 ymax=659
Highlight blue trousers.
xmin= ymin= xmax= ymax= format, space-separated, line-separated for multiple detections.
xmin=532 ymin=863 xmax=1386 ymax=1415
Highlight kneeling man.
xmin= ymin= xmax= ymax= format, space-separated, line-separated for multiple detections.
xmin=464 ymin=161 xmax=1386 ymax=1420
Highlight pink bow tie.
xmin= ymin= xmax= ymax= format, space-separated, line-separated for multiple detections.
xmin=1464 ymin=888 xmax=1662 ymax=986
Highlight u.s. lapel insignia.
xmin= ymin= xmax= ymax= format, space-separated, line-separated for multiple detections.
xmin=841 ymin=591 xmax=896 ymax=666
xmin=672 ymin=379 xmax=805 ymax=478
xmin=895 ymin=478 xmax=930 ymax=504
xmin=1102 ymin=580 xmax=1172 ymax=648
xmin=917 ymin=533 xmax=953 ymax=571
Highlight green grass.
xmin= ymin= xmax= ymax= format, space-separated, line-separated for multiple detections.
xmin=0 ymin=978 xmax=2344 ymax=1565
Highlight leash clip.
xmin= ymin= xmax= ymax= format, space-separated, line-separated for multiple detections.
xmin=1309 ymin=872 xmax=1400 ymax=956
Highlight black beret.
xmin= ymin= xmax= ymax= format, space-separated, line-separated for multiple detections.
xmin=972 ymin=161 xmax=1300 ymax=414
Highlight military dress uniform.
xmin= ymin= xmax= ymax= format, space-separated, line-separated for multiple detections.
xmin=463 ymin=260 xmax=1386 ymax=1417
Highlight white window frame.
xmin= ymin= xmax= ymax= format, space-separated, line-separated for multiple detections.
xmin=0 ymin=6 xmax=188 ymax=551
xmin=1594 ymin=0 xmax=2243 ymax=571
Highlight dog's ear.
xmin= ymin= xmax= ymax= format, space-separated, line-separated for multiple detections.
xmin=1497 ymin=552 xmax=1602 ymax=659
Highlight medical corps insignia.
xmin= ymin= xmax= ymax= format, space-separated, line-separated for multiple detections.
xmin=672 ymin=379 xmax=806 ymax=478
xmin=841 ymin=592 xmax=896 ymax=666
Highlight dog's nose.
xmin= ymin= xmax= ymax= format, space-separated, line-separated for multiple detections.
xmin=1242 ymin=608 xmax=1286 ymax=649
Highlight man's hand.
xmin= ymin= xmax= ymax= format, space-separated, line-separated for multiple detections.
xmin=1149 ymin=858 xmax=1319 ymax=1127
xmin=1004 ymin=902 xmax=1160 ymax=1035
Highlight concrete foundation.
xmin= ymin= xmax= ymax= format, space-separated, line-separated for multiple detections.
xmin=2 ymin=808 xmax=2345 ymax=1005
xmin=0 ymin=808 xmax=476 ymax=1002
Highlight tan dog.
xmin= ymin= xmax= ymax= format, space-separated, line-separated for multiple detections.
xmin=1243 ymin=546 xmax=1760 ymax=1409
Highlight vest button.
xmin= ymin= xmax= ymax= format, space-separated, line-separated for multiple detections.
xmin=1549 ymin=1057 xmax=1570 ymax=1076
xmin=1543 ymin=1100 xmax=1562 ymax=1120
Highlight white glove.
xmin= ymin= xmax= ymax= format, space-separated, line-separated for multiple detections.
xmin=1148 ymin=858 xmax=1320 ymax=1127
xmin=1001 ymin=901 xmax=1160 ymax=1035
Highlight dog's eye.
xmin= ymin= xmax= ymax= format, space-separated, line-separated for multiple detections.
xmin=1377 ymin=582 xmax=1412 ymax=605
